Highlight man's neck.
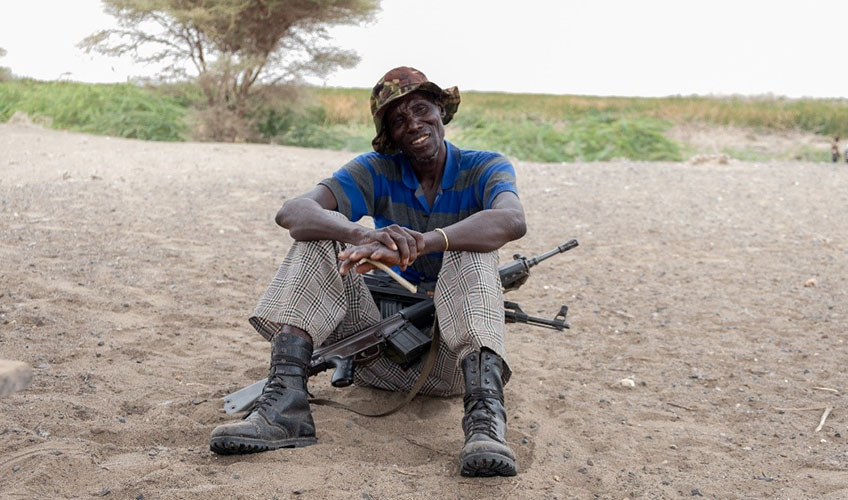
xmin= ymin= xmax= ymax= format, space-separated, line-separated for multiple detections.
xmin=409 ymin=142 xmax=447 ymax=191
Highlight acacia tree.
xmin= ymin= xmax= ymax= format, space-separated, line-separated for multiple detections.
xmin=82 ymin=0 xmax=380 ymax=140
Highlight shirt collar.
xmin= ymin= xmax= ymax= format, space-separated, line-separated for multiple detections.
xmin=398 ymin=140 xmax=460 ymax=190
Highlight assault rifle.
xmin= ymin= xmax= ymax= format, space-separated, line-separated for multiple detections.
xmin=222 ymin=239 xmax=578 ymax=414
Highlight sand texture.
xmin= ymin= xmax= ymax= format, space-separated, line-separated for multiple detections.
xmin=1 ymin=123 xmax=846 ymax=499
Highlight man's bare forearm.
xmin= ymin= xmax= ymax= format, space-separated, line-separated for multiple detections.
xmin=276 ymin=197 xmax=366 ymax=244
xmin=427 ymin=207 xmax=526 ymax=254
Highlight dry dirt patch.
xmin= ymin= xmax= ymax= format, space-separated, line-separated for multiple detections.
xmin=1 ymin=123 xmax=847 ymax=499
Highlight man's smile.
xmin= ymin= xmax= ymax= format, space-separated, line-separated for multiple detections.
xmin=411 ymin=133 xmax=430 ymax=146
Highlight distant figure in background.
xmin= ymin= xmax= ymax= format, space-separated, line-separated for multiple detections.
xmin=832 ymin=137 xmax=840 ymax=162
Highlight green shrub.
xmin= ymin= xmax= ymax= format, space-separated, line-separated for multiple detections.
xmin=0 ymin=79 xmax=186 ymax=141
xmin=454 ymin=115 xmax=682 ymax=162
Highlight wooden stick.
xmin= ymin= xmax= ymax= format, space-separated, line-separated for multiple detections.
xmin=815 ymin=407 xmax=833 ymax=433
xmin=812 ymin=387 xmax=839 ymax=394
xmin=361 ymin=258 xmax=418 ymax=293
xmin=392 ymin=466 xmax=420 ymax=477
xmin=612 ymin=309 xmax=635 ymax=319
xmin=668 ymin=402 xmax=696 ymax=411
xmin=774 ymin=406 xmax=827 ymax=412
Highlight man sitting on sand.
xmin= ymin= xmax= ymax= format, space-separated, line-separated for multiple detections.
xmin=209 ymin=67 xmax=526 ymax=477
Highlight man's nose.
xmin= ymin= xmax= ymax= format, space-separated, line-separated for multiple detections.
xmin=406 ymin=115 xmax=423 ymax=132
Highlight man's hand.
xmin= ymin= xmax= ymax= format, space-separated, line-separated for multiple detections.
xmin=356 ymin=225 xmax=424 ymax=269
xmin=338 ymin=241 xmax=404 ymax=276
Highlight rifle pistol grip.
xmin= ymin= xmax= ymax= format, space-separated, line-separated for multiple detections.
xmin=329 ymin=356 xmax=355 ymax=387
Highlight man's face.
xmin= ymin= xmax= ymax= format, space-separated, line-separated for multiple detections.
xmin=384 ymin=91 xmax=445 ymax=162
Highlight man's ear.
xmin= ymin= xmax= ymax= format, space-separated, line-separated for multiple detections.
xmin=438 ymin=102 xmax=446 ymax=119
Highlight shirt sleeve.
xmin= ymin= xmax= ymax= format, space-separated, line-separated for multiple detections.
xmin=318 ymin=155 xmax=377 ymax=222
xmin=476 ymin=154 xmax=519 ymax=209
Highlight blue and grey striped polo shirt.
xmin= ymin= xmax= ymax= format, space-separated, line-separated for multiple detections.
xmin=319 ymin=140 xmax=518 ymax=284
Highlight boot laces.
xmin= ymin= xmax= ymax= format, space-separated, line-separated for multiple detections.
xmin=249 ymin=368 xmax=289 ymax=415
xmin=466 ymin=398 xmax=498 ymax=437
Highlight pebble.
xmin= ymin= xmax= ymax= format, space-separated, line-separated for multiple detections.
xmin=136 ymin=495 xmax=144 ymax=500
xmin=577 ymin=467 xmax=588 ymax=474
xmin=12 ymin=465 xmax=21 ymax=472
xmin=619 ymin=378 xmax=636 ymax=388
xmin=691 ymin=489 xmax=703 ymax=496
xmin=96 ymin=488 xmax=110 ymax=497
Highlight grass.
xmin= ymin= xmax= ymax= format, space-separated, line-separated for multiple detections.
xmin=2 ymin=79 xmax=847 ymax=162
xmin=0 ymin=79 xmax=187 ymax=141
xmin=309 ymin=88 xmax=848 ymax=137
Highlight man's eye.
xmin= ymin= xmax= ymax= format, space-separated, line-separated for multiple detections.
xmin=413 ymin=105 xmax=427 ymax=114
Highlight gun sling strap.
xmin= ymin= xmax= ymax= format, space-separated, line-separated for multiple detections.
xmin=309 ymin=322 xmax=441 ymax=417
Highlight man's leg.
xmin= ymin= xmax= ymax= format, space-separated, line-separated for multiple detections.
xmin=434 ymin=250 xmax=517 ymax=477
xmin=210 ymin=237 xmax=381 ymax=454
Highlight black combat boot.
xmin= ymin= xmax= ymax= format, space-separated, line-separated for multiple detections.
xmin=459 ymin=349 xmax=517 ymax=476
xmin=210 ymin=333 xmax=317 ymax=454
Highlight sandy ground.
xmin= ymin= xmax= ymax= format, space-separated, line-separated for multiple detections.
xmin=1 ymin=123 xmax=847 ymax=499
xmin=666 ymin=123 xmax=831 ymax=162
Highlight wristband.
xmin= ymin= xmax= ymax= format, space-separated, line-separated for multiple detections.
xmin=434 ymin=228 xmax=450 ymax=252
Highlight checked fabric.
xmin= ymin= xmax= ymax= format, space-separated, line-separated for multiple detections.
xmin=249 ymin=237 xmax=510 ymax=397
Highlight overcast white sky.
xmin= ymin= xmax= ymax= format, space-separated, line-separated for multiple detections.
xmin=1 ymin=0 xmax=846 ymax=97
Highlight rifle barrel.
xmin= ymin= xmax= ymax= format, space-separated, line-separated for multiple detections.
xmin=526 ymin=239 xmax=579 ymax=268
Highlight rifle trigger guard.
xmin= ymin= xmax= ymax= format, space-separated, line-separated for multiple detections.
xmin=355 ymin=344 xmax=383 ymax=364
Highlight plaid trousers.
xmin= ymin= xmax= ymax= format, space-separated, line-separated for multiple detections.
xmin=249 ymin=238 xmax=508 ymax=397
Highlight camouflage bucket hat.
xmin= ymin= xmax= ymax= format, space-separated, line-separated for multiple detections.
xmin=370 ymin=66 xmax=461 ymax=154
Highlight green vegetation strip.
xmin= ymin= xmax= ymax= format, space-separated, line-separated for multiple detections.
xmin=2 ymin=80 xmax=847 ymax=162
xmin=0 ymin=80 xmax=186 ymax=141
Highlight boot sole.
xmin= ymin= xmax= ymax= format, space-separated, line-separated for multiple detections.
xmin=460 ymin=451 xmax=517 ymax=477
xmin=210 ymin=436 xmax=317 ymax=455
